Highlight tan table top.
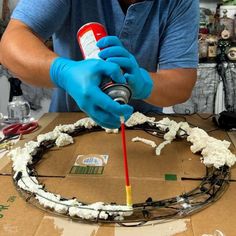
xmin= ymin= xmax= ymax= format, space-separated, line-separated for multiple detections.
xmin=0 ymin=112 xmax=236 ymax=236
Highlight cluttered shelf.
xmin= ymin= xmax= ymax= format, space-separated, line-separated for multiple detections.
xmin=174 ymin=2 xmax=236 ymax=115
xmin=199 ymin=2 xmax=236 ymax=63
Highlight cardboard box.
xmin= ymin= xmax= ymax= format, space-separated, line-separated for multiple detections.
xmin=0 ymin=113 xmax=236 ymax=236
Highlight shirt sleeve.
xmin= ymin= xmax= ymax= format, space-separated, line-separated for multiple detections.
xmin=11 ymin=0 xmax=70 ymax=40
xmin=158 ymin=0 xmax=199 ymax=70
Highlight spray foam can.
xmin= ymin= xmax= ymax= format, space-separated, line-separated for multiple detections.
xmin=77 ymin=22 xmax=131 ymax=104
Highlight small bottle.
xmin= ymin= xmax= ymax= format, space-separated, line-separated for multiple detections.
xmin=7 ymin=95 xmax=31 ymax=123
xmin=199 ymin=38 xmax=208 ymax=63
xmin=199 ymin=19 xmax=209 ymax=63
xmin=207 ymin=36 xmax=218 ymax=62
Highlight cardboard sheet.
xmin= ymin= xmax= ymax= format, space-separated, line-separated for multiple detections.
xmin=0 ymin=113 xmax=236 ymax=236
xmin=184 ymin=181 xmax=236 ymax=236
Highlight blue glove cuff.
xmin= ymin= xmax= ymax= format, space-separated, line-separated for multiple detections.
xmin=50 ymin=57 xmax=71 ymax=89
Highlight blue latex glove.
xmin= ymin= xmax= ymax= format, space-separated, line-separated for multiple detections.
xmin=50 ymin=57 xmax=133 ymax=128
xmin=97 ymin=36 xmax=153 ymax=100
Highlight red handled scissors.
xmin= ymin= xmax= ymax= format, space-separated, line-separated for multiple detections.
xmin=2 ymin=121 xmax=39 ymax=137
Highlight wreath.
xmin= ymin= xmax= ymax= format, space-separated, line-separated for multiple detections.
xmin=9 ymin=112 xmax=235 ymax=226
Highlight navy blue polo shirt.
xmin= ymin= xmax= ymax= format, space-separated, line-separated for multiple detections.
xmin=12 ymin=0 xmax=199 ymax=114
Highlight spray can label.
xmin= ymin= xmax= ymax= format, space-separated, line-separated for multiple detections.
xmin=77 ymin=22 xmax=107 ymax=59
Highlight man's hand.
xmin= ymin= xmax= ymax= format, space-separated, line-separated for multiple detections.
xmin=50 ymin=58 xmax=133 ymax=128
xmin=97 ymin=36 xmax=153 ymax=100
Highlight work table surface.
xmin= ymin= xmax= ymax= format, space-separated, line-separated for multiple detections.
xmin=0 ymin=112 xmax=236 ymax=236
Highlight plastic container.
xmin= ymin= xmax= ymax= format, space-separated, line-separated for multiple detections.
xmin=7 ymin=96 xmax=31 ymax=123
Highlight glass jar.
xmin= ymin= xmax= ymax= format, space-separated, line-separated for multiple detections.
xmin=7 ymin=96 xmax=31 ymax=123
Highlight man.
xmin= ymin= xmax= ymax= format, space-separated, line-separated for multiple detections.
xmin=0 ymin=0 xmax=199 ymax=128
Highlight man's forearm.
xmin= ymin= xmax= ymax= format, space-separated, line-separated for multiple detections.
xmin=146 ymin=68 xmax=197 ymax=107
xmin=0 ymin=20 xmax=57 ymax=87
